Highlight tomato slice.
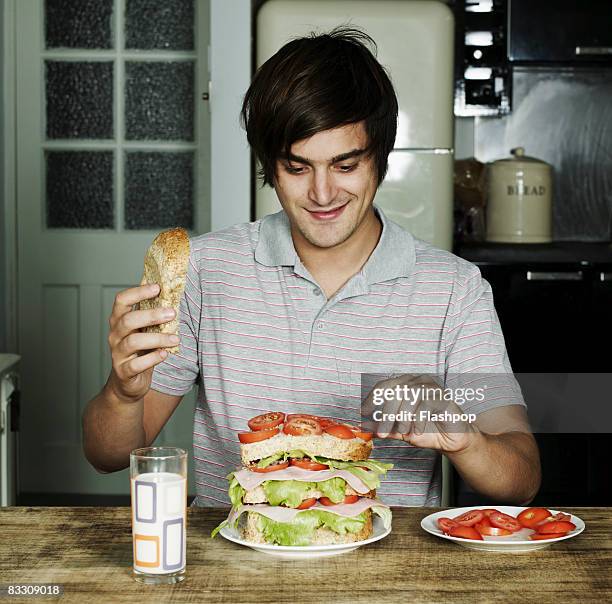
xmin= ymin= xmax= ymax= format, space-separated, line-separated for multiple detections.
xmin=475 ymin=524 xmax=512 ymax=536
xmin=476 ymin=516 xmax=492 ymax=528
xmin=453 ymin=510 xmax=484 ymax=527
xmin=537 ymin=520 xmax=576 ymax=535
xmin=323 ymin=424 xmax=355 ymax=439
xmin=286 ymin=414 xmax=319 ymax=422
xmin=296 ymin=497 xmax=317 ymax=510
xmin=238 ymin=427 xmax=279 ymax=444
xmin=247 ymin=411 xmax=285 ymax=431
xmin=290 ymin=458 xmax=328 ymax=471
xmin=517 ymin=507 xmax=552 ymax=529
xmin=448 ymin=525 xmax=483 ymax=540
xmin=352 ymin=430 xmax=374 ymax=441
xmin=437 ymin=517 xmax=459 ymax=533
xmin=283 ymin=417 xmax=322 ymax=436
xmin=481 ymin=508 xmax=500 ymax=517
xmin=534 ymin=512 xmax=572 ymax=529
xmin=318 ymin=419 xmax=336 ymax=429
xmin=318 ymin=495 xmax=359 ymax=506
xmin=529 ymin=532 xmax=568 ymax=541
xmin=489 ymin=511 xmax=522 ymax=532
xmin=250 ymin=461 xmax=289 ymax=473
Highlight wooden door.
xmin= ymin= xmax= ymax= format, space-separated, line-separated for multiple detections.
xmin=15 ymin=0 xmax=210 ymax=496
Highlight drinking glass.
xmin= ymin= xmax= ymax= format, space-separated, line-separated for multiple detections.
xmin=130 ymin=447 xmax=187 ymax=584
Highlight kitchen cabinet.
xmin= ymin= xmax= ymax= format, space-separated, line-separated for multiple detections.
xmin=509 ymin=0 xmax=612 ymax=64
xmin=453 ymin=245 xmax=612 ymax=506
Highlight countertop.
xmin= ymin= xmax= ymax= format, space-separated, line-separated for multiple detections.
xmin=1 ymin=507 xmax=611 ymax=603
xmin=455 ymin=241 xmax=612 ymax=264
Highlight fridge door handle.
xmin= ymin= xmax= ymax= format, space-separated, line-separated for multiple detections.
xmin=600 ymin=272 xmax=612 ymax=282
xmin=526 ymin=270 xmax=584 ymax=281
xmin=575 ymin=46 xmax=612 ymax=56
xmin=9 ymin=388 xmax=20 ymax=432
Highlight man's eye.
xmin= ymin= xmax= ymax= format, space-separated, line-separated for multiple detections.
xmin=286 ymin=166 xmax=305 ymax=174
xmin=338 ymin=164 xmax=357 ymax=172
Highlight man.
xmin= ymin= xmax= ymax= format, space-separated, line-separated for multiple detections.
xmin=83 ymin=27 xmax=540 ymax=507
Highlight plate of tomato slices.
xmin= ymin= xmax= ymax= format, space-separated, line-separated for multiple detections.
xmin=421 ymin=506 xmax=585 ymax=552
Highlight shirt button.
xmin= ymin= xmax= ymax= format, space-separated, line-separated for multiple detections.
xmin=313 ymin=288 xmax=321 ymax=296
xmin=317 ymin=322 xmax=324 ymax=329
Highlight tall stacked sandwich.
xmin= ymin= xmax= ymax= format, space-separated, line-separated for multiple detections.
xmin=212 ymin=412 xmax=393 ymax=546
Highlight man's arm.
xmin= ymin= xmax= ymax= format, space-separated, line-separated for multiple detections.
xmin=82 ymin=382 xmax=182 ymax=473
xmin=446 ymin=405 xmax=541 ymax=505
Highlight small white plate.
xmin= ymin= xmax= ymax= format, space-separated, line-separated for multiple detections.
xmin=219 ymin=515 xmax=391 ymax=559
xmin=421 ymin=505 xmax=585 ymax=553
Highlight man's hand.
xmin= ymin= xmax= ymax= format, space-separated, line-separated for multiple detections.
xmin=362 ymin=373 xmax=541 ymax=503
xmin=362 ymin=374 xmax=480 ymax=454
xmin=107 ymin=283 xmax=177 ymax=403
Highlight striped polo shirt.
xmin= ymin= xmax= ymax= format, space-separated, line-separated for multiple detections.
xmin=151 ymin=205 xmax=525 ymax=507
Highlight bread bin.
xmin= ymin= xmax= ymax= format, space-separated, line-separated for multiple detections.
xmin=486 ymin=147 xmax=552 ymax=243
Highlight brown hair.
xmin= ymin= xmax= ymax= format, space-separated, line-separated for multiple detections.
xmin=240 ymin=25 xmax=398 ymax=188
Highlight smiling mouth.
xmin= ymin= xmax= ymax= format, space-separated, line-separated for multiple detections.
xmin=306 ymin=201 xmax=349 ymax=220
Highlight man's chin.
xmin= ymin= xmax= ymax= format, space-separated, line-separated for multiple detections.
xmin=300 ymin=226 xmax=354 ymax=249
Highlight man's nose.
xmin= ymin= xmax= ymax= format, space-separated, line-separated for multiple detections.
xmin=308 ymin=168 xmax=337 ymax=206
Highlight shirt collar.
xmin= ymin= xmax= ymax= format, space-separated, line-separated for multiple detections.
xmin=254 ymin=204 xmax=415 ymax=284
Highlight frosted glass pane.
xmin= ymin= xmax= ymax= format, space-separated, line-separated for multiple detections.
xmin=46 ymin=151 xmax=114 ymax=229
xmin=125 ymin=62 xmax=194 ymax=141
xmin=125 ymin=152 xmax=193 ymax=230
xmin=45 ymin=0 xmax=113 ymax=49
xmin=46 ymin=61 xmax=114 ymax=139
xmin=125 ymin=0 xmax=194 ymax=50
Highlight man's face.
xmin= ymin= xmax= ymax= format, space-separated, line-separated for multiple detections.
xmin=273 ymin=121 xmax=379 ymax=249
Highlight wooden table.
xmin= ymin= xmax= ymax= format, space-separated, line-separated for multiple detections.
xmin=0 ymin=507 xmax=610 ymax=603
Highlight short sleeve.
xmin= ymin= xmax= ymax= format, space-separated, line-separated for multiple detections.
xmin=443 ymin=264 xmax=525 ymax=415
xmin=150 ymin=240 xmax=202 ymax=396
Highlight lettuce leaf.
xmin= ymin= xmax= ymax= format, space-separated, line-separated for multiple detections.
xmin=211 ymin=519 xmax=228 ymax=538
xmin=316 ymin=477 xmax=347 ymax=503
xmin=211 ymin=504 xmax=393 ymax=540
xmin=262 ymin=480 xmax=316 ymax=508
xmin=250 ymin=454 xmax=393 ymax=492
xmin=227 ymin=473 xmax=246 ymax=507
xmin=311 ymin=457 xmax=394 ymax=491
xmin=255 ymin=510 xmax=367 ymax=546
xmin=255 ymin=452 xmax=286 ymax=468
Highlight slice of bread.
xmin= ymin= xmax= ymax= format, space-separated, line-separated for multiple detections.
xmin=241 ymin=432 xmax=372 ymax=465
xmin=137 ymin=227 xmax=190 ymax=354
xmin=243 ymin=485 xmax=376 ymax=505
xmin=241 ymin=508 xmax=373 ymax=545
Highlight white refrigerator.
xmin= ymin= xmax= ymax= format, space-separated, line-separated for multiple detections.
xmin=255 ymin=0 xmax=455 ymax=251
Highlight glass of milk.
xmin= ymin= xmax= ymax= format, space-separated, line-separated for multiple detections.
xmin=130 ymin=447 xmax=187 ymax=584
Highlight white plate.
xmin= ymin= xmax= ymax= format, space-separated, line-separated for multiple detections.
xmin=421 ymin=506 xmax=585 ymax=553
xmin=219 ymin=515 xmax=391 ymax=559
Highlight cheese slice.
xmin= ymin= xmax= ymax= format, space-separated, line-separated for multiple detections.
xmin=233 ymin=466 xmax=370 ymax=493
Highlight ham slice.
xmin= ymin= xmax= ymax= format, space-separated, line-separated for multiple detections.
xmin=233 ymin=466 xmax=370 ymax=493
xmin=226 ymin=498 xmax=392 ymax=530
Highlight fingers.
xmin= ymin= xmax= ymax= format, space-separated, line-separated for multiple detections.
xmin=120 ymin=307 xmax=176 ymax=338
xmin=119 ymin=331 xmax=180 ymax=357
xmin=110 ymin=283 xmax=162 ymax=329
xmin=116 ymin=348 xmax=169 ymax=381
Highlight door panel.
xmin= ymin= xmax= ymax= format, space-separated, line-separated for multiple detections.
xmin=16 ymin=0 xmax=210 ymax=496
